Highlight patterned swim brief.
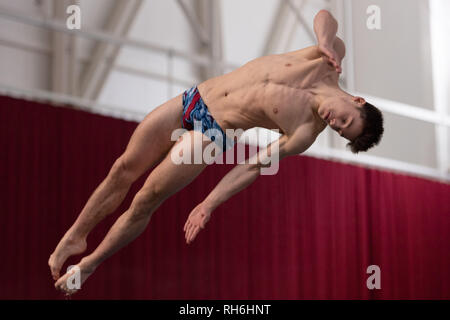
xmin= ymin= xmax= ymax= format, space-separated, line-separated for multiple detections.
xmin=182 ymin=86 xmax=234 ymax=151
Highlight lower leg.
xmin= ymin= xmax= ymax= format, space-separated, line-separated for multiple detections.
xmin=55 ymin=189 xmax=164 ymax=293
xmin=69 ymin=158 xmax=136 ymax=238
xmin=49 ymin=157 xmax=135 ymax=279
xmin=83 ymin=194 xmax=162 ymax=270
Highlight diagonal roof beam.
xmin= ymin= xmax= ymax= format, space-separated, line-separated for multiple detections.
xmin=80 ymin=0 xmax=143 ymax=100
xmin=192 ymin=0 xmax=223 ymax=80
xmin=51 ymin=0 xmax=70 ymax=94
xmin=176 ymin=0 xmax=210 ymax=46
xmin=0 ymin=5 xmax=239 ymax=70
xmin=261 ymin=0 xmax=290 ymax=56
xmin=207 ymin=0 xmax=223 ymax=77
xmin=284 ymin=0 xmax=316 ymax=43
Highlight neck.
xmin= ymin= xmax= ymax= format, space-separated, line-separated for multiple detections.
xmin=311 ymin=83 xmax=351 ymax=112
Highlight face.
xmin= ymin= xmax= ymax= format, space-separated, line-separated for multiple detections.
xmin=318 ymin=96 xmax=365 ymax=141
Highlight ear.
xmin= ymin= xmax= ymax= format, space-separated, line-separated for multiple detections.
xmin=353 ymin=96 xmax=366 ymax=106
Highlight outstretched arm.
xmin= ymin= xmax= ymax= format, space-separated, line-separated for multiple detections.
xmin=184 ymin=129 xmax=315 ymax=244
xmin=314 ymin=10 xmax=345 ymax=73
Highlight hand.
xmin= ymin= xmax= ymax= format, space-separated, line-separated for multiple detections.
xmin=318 ymin=43 xmax=342 ymax=74
xmin=183 ymin=203 xmax=212 ymax=244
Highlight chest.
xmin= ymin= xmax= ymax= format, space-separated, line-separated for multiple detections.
xmin=262 ymin=88 xmax=319 ymax=134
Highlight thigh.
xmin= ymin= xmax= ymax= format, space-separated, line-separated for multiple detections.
xmin=139 ymin=131 xmax=214 ymax=201
xmin=121 ymin=93 xmax=184 ymax=176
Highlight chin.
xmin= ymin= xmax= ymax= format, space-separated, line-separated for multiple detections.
xmin=318 ymin=106 xmax=327 ymax=118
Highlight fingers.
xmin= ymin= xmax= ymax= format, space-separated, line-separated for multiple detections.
xmin=184 ymin=206 xmax=199 ymax=231
xmin=326 ymin=57 xmax=342 ymax=74
xmin=331 ymin=59 xmax=342 ymax=73
xmin=185 ymin=224 xmax=192 ymax=243
xmin=186 ymin=226 xmax=192 ymax=243
xmin=320 ymin=47 xmax=341 ymax=74
xmin=187 ymin=225 xmax=200 ymax=244
xmin=185 ymin=221 xmax=194 ymax=241
xmin=188 ymin=224 xmax=198 ymax=243
xmin=183 ymin=211 xmax=211 ymax=244
xmin=185 ymin=220 xmax=201 ymax=244
xmin=184 ymin=210 xmax=196 ymax=232
xmin=184 ymin=213 xmax=194 ymax=232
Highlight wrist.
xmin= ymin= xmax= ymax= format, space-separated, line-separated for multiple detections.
xmin=202 ymin=199 xmax=217 ymax=213
xmin=319 ymin=39 xmax=334 ymax=49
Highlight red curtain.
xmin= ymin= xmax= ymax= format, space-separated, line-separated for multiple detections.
xmin=1 ymin=95 xmax=449 ymax=300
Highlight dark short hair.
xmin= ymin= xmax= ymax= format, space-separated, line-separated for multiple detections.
xmin=347 ymin=102 xmax=384 ymax=153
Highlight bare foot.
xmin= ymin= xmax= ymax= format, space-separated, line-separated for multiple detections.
xmin=48 ymin=232 xmax=87 ymax=280
xmin=54 ymin=259 xmax=96 ymax=296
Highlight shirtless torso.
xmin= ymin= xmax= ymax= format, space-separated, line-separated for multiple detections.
xmin=198 ymin=45 xmax=338 ymax=148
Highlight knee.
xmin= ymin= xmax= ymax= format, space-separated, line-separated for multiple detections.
xmin=109 ymin=156 xmax=137 ymax=186
xmin=130 ymin=185 xmax=165 ymax=219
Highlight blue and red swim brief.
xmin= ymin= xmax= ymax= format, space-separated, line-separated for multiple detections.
xmin=182 ymin=86 xmax=234 ymax=151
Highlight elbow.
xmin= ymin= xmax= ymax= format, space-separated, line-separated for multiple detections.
xmin=317 ymin=9 xmax=331 ymax=16
xmin=315 ymin=9 xmax=332 ymax=20
xmin=315 ymin=9 xmax=337 ymax=25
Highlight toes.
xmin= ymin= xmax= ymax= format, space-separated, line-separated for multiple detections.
xmin=50 ymin=265 xmax=61 ymax=280
xmin=55 ymin=276 xmax=74 ymax=295
xmin=52 ymin=272 xmax=60 ymax=281
xmin=55 ymin=278 xmax=64 ymax=292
